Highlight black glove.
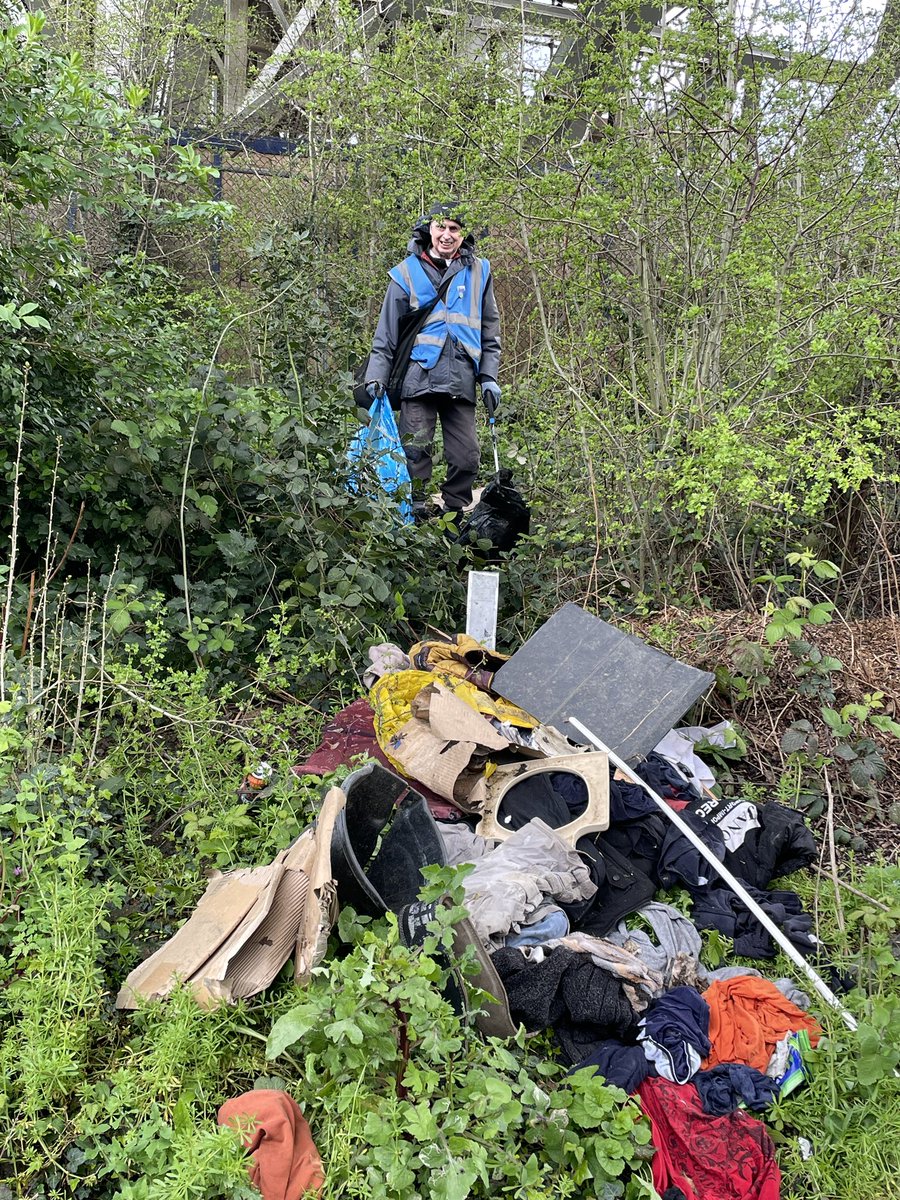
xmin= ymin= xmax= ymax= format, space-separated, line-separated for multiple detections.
xmin=480 ymin=380 xmax=501 ymax=417
xmin=366 ymin=380 xmax=386 ymax=402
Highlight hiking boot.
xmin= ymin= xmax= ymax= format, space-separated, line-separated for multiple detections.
xmin=412 ymin=500 xmax=442 ymax=525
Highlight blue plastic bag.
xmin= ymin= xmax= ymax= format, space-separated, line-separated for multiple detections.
xmin=348 ymin=395 xmax=413 ymax=524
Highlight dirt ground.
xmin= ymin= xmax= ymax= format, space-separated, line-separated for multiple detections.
xmin=627 ymin=609 xmax=900 ymax=863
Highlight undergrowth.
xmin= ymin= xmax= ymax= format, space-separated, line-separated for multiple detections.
xmin=0 ymin=637 xmax=898 ymax=1199
xmin=1 ymin=19 xmax=899 ymax=1198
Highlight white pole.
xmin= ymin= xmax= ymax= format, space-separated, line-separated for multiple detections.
xmin=566 ymin=715 xmax=858 ymax=1031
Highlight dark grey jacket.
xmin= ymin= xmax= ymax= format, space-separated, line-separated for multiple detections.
xmin=367 ymin=227 xmax=501 ymax=404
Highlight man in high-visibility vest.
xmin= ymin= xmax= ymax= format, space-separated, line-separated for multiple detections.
xmin=365 ymin=201 xmax=502 ymax=523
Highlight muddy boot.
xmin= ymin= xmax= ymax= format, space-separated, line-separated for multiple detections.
xmin=412 ymin=499 xmax=441 ymax=524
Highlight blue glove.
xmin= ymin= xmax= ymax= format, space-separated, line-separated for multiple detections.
xmin=366 ymin=380 xmax=386 ymax=402
xmin=480 ymin=379 xmax=501 ymax=417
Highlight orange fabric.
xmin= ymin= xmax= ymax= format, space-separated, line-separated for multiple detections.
xmin=218 ymin=1089 xmax=324 ymax=1200
xmin=703 ymin=977 xmax=822 ymax=1072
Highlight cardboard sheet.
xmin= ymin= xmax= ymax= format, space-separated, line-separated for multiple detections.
xmin=193 ymin=867 xmax=311 ymax=1006
xmin=116 ymin=785 xmax=347 ymax=1008
xmin=414 ymin=683 xmax=509 ymax=749
xmin=389 ymin=717 xmax=487 ymax=808
xmin=116 ymin=865 xmax=280 ymax=1008
xmin=294 ymin=786 xmax=344 ymax=983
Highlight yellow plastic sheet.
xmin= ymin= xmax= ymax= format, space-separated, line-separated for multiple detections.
xmin=369 ymin=669 xmax=537 ymax=771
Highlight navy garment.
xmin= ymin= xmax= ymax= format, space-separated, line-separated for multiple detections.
xmin=694 ymin=1064 xmax=780 ymax=1115
xmin=548 ymin=771 xmax=589 ymax=813
xmin=558 ymin=834 xmax=608 ymax=926
xmin=598 ymin=813 xmax=668 ymax=885
xmin=657 ymin=809 xmax=726 ymax=890
xmin=606 ymin=773 xmax=726 ymax=889
xmin=609 ymin=773 xmax=657 ymax=821
xmin=634 ymin=753 xmax=702 ymax=805
xmin=722 ymin=802 xmax=817 ymax=889
xmin=496 ymin=773 xmax=587 ymax=832
xmin=570 ymin=1039 xmax=656 ymax=1094
xmin=491 ymin=946 xmax=636 ymax=1064
xmin=690 ymin=883 xmax=816 ymax=960
xmin=640 ymin=987 xmax=711 ymax=1082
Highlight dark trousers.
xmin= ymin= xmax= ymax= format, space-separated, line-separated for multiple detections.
xmin=398 ymin=396 xmax=479 ymax=511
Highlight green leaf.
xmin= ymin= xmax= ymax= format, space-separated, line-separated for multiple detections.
xmin=870 ymin=715 xmax=900 ymax=738
xmin=109 ymin=608 xmax=132 ymax=634
xmin=404 ymin=1101 xmax=439 ymax=1142
xmin=849 ymin=752 xmax=885 ymax=789
xmin=433 ymin=1163 xmax=480 ymax=1200
xmin=833 ymin=743 xmax=858 ymax=761
xmin=111 ymin=419 xmax=140 ymax=437
xmin=821 ymin=707 xmax=852 ymax=736
xmin=812 ymin=559 xmax=840 ymax=580
xmin=843 ymin=703 xmax=870 ymax=723
xmin=856 ymin=1025 xmax=900 ymax=1085
xmin=267 ymin=1006 xmax=319 ymax=1059
xmin=323 ymin=1017 xmax=365 ymax=1045
xmin=781 ymin=722 xmax=814 ymax=754
xmin=807 ymin=602 xmax=834 ymax=625
xmin=195 ymin=495 xmax=218 ymax=518
xmin=765 ymin=621 xmax=785 ymax=645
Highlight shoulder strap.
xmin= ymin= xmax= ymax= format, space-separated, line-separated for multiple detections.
xmin=385 ymin=268 xmax=458 ymax=406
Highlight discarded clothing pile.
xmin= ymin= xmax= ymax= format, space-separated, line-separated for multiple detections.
xmin=118 ymin=615 xmax=830 ymax=1200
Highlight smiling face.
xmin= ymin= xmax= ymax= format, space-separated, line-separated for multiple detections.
xmin=429 ymin=218 xmax=464 ymax=258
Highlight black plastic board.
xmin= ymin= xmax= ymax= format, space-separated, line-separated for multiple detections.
xmin=493 ymin=603 xmax=714 ymax=762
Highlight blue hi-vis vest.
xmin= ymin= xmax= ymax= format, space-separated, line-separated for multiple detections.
xmin=388 ymin=254 xmax=490 ymax=372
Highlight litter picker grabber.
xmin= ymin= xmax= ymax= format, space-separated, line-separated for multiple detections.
xmin=483 ymin=388 xmax=501 ymax=476
xmin=566 ymin=715 xmax=859 ymax=1033
xmin=454 ymin=389 xmax=530 ymax=556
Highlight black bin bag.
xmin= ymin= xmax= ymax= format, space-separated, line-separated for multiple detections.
xmin=456 ymin=468 xmax=530 ymax=557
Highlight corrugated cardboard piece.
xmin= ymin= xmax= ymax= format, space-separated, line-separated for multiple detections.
xmin=387 ymin=683 xmax=512 ymax=810
xmin=116 ymin=786 xmax=345 ymax=1009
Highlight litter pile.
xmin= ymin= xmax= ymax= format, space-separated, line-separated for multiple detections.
xmin=117 ymin=605 xmax=840 ymax=1200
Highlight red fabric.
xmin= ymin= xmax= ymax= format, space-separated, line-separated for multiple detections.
xmin=704 ymin=976 xmax=822 ymax=1071
xmin=292 ymin=698 xmax=461 ymax=821
xmin=218 ymin=1089 xmax=324 ymax=1200
xmin=638 ymin=1076 xmax=780 ymax=1200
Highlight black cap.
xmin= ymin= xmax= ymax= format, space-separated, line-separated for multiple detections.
xmin=424 ymin=200 xmax=467 ymax=227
